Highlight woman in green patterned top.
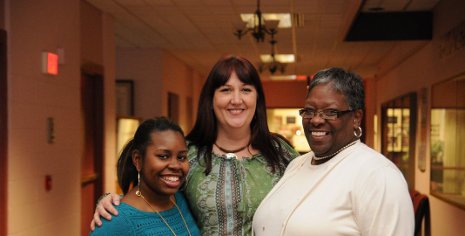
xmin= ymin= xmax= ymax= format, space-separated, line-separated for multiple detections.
xmin=91 ymin=55 xmax=299 ymax=235
xmin=184 ymin=55 xmax=299 ymax=235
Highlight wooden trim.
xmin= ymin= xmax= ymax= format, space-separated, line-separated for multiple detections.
xmin=0 ymin=29 xmax=7 ymax=236
xmin=81 ymin=173 xmax=99 ymax=187
xmin=80 ymin=69 xmax=104 ymax=236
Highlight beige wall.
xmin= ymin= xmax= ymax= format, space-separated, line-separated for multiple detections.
xmin=191 ymin=71 xmax=204 ymax=129
xmin=7 ymin=0 xmax=81 ymax=235
xmin=115 ymin=48 xmax=200 ymax=132
xmin=116 ymin=48 xmax=163 ymax=120
xmin=101 ymin=14 xmax=117 ymax=193
xmin=6 ymin=0 xmax=116 ymax=235
xmin=375 ymin=0 xmax=465 ymax=234
xmin=162 ymin=52 xmax=196 ymax=132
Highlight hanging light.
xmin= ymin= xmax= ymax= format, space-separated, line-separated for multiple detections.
xmin=234 ymin=0 xmax=279 ymax=43
xmin=258 ymin=33 xmax=286 ymax=74
xmin=259 ymin=57 xmax=286 ymax=74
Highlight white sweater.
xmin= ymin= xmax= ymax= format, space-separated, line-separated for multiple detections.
xmin=253 ymin=141 xmax=414 ymax=236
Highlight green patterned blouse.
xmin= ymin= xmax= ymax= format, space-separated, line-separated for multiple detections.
xmin=184 ymin=138 xmax=299 ymax=236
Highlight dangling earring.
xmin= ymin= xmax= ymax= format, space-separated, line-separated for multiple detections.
xmin=354 ymin=126 xmax=363 ymax=138
xmin=136 ymin=172 xmax=141 ymax=197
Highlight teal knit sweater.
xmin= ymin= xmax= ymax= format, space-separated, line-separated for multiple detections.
xmin=90 ymin=192 xmax=200 ymax=236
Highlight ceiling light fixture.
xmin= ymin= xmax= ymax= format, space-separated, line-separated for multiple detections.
xmin=259 ymin=58 xmax=286 ymax=74
xmin=234 ymin=0 xmax=279 ymax=43
xmin=259 ymin=33 xmax=286 ymax=74
xmin=260 ymin=54 xmax=295 ymax=64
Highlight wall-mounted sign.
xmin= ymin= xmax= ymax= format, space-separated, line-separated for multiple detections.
xmin=42 ymin=52 xmax=58 ymax=75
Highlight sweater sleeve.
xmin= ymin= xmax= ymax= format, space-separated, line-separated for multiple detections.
xmin=353 ymin=164 xmax=415 ymax=236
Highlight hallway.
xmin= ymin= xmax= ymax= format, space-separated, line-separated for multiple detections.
xmin=2 ymin=0 xmax=465 ymax=235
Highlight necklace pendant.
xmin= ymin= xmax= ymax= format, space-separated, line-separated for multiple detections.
xmin=224 ymin=153 xmax=237 ymax=160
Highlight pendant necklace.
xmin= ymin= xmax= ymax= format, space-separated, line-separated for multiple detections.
xmin=214 ymin=143 xmax=249 ymax=153
xmin=136 ymin=187 xmax=192 ymax=236
xmin=214 ymin=143 xmax=249 ymax=160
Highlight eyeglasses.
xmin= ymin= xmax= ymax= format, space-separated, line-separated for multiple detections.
xmin=298 ymin=108 xmax=354 ymax=120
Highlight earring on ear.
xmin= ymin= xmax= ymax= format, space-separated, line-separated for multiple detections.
xmin=354 ymin=127 xmax=363 ymax=138
xmin=136 ymin=172 xmax=141 ymax=197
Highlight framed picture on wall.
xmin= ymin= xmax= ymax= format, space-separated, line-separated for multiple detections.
xmin=116 ymin=80 xmax=134 ymax=117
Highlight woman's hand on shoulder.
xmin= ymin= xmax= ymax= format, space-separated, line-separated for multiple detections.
xmin=90 ymin=193 xmax=121 ymax=231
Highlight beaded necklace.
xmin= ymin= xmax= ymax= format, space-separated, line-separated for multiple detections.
xmin=313 ymin=139 xmax=358 ymax=161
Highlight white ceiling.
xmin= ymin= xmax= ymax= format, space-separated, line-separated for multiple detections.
xmin=86 ymin=0 xmax=440 ymax=79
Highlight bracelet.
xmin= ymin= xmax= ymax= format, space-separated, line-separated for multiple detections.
xmin=96 ymin=192 xmax=111 ymax=204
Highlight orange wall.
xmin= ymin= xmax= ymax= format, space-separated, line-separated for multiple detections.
xmin=262 ymin=80 xmax=308 ymax=108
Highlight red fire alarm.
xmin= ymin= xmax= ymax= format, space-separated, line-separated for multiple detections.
xmin=42 ymin=52 xmax=58 ymax=75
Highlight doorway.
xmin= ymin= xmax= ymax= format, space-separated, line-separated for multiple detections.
xmin=80 ymin=67 xmax=104 ymax=236
xmin=381 ymin=92 xmax=417 ymax=190
xmin=0 ymin=28 xmax=7 ymax=236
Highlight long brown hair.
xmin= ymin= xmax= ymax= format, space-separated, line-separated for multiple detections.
xmin=186 ymin=55 xmax=289 ymax=175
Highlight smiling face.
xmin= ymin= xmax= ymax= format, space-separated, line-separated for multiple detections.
xmin=134 ymin=130 xmax=188 ymax=198
xmin=302 ymin=83 xmax=362 ymax=156
xmin=213 ymin=71 xmax=257 ymax=131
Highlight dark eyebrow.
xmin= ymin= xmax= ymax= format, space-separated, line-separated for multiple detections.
xmin=155 ymin=148 xmax=171 ymax=152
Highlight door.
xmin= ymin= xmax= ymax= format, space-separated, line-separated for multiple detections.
xmin=80 ymin=70 xmax=104 ymax=236
xmin=0 ymin=28 xmax=7 ymax=236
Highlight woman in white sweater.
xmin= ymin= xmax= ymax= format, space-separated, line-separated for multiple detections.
xmin=252 ymin=67 xmax=414 ymax=236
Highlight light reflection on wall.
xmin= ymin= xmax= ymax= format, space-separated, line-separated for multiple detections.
xmin=267 ymin=108 xmax=310 ymax=153
xmin=117 ymin=118 xmax=140 ymax=155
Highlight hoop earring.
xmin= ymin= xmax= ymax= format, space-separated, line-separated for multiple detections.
xmin=136 ymin=172 xmax=141 ymax=197
xmin=354 ymin=126 xmax=363 ymax=138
